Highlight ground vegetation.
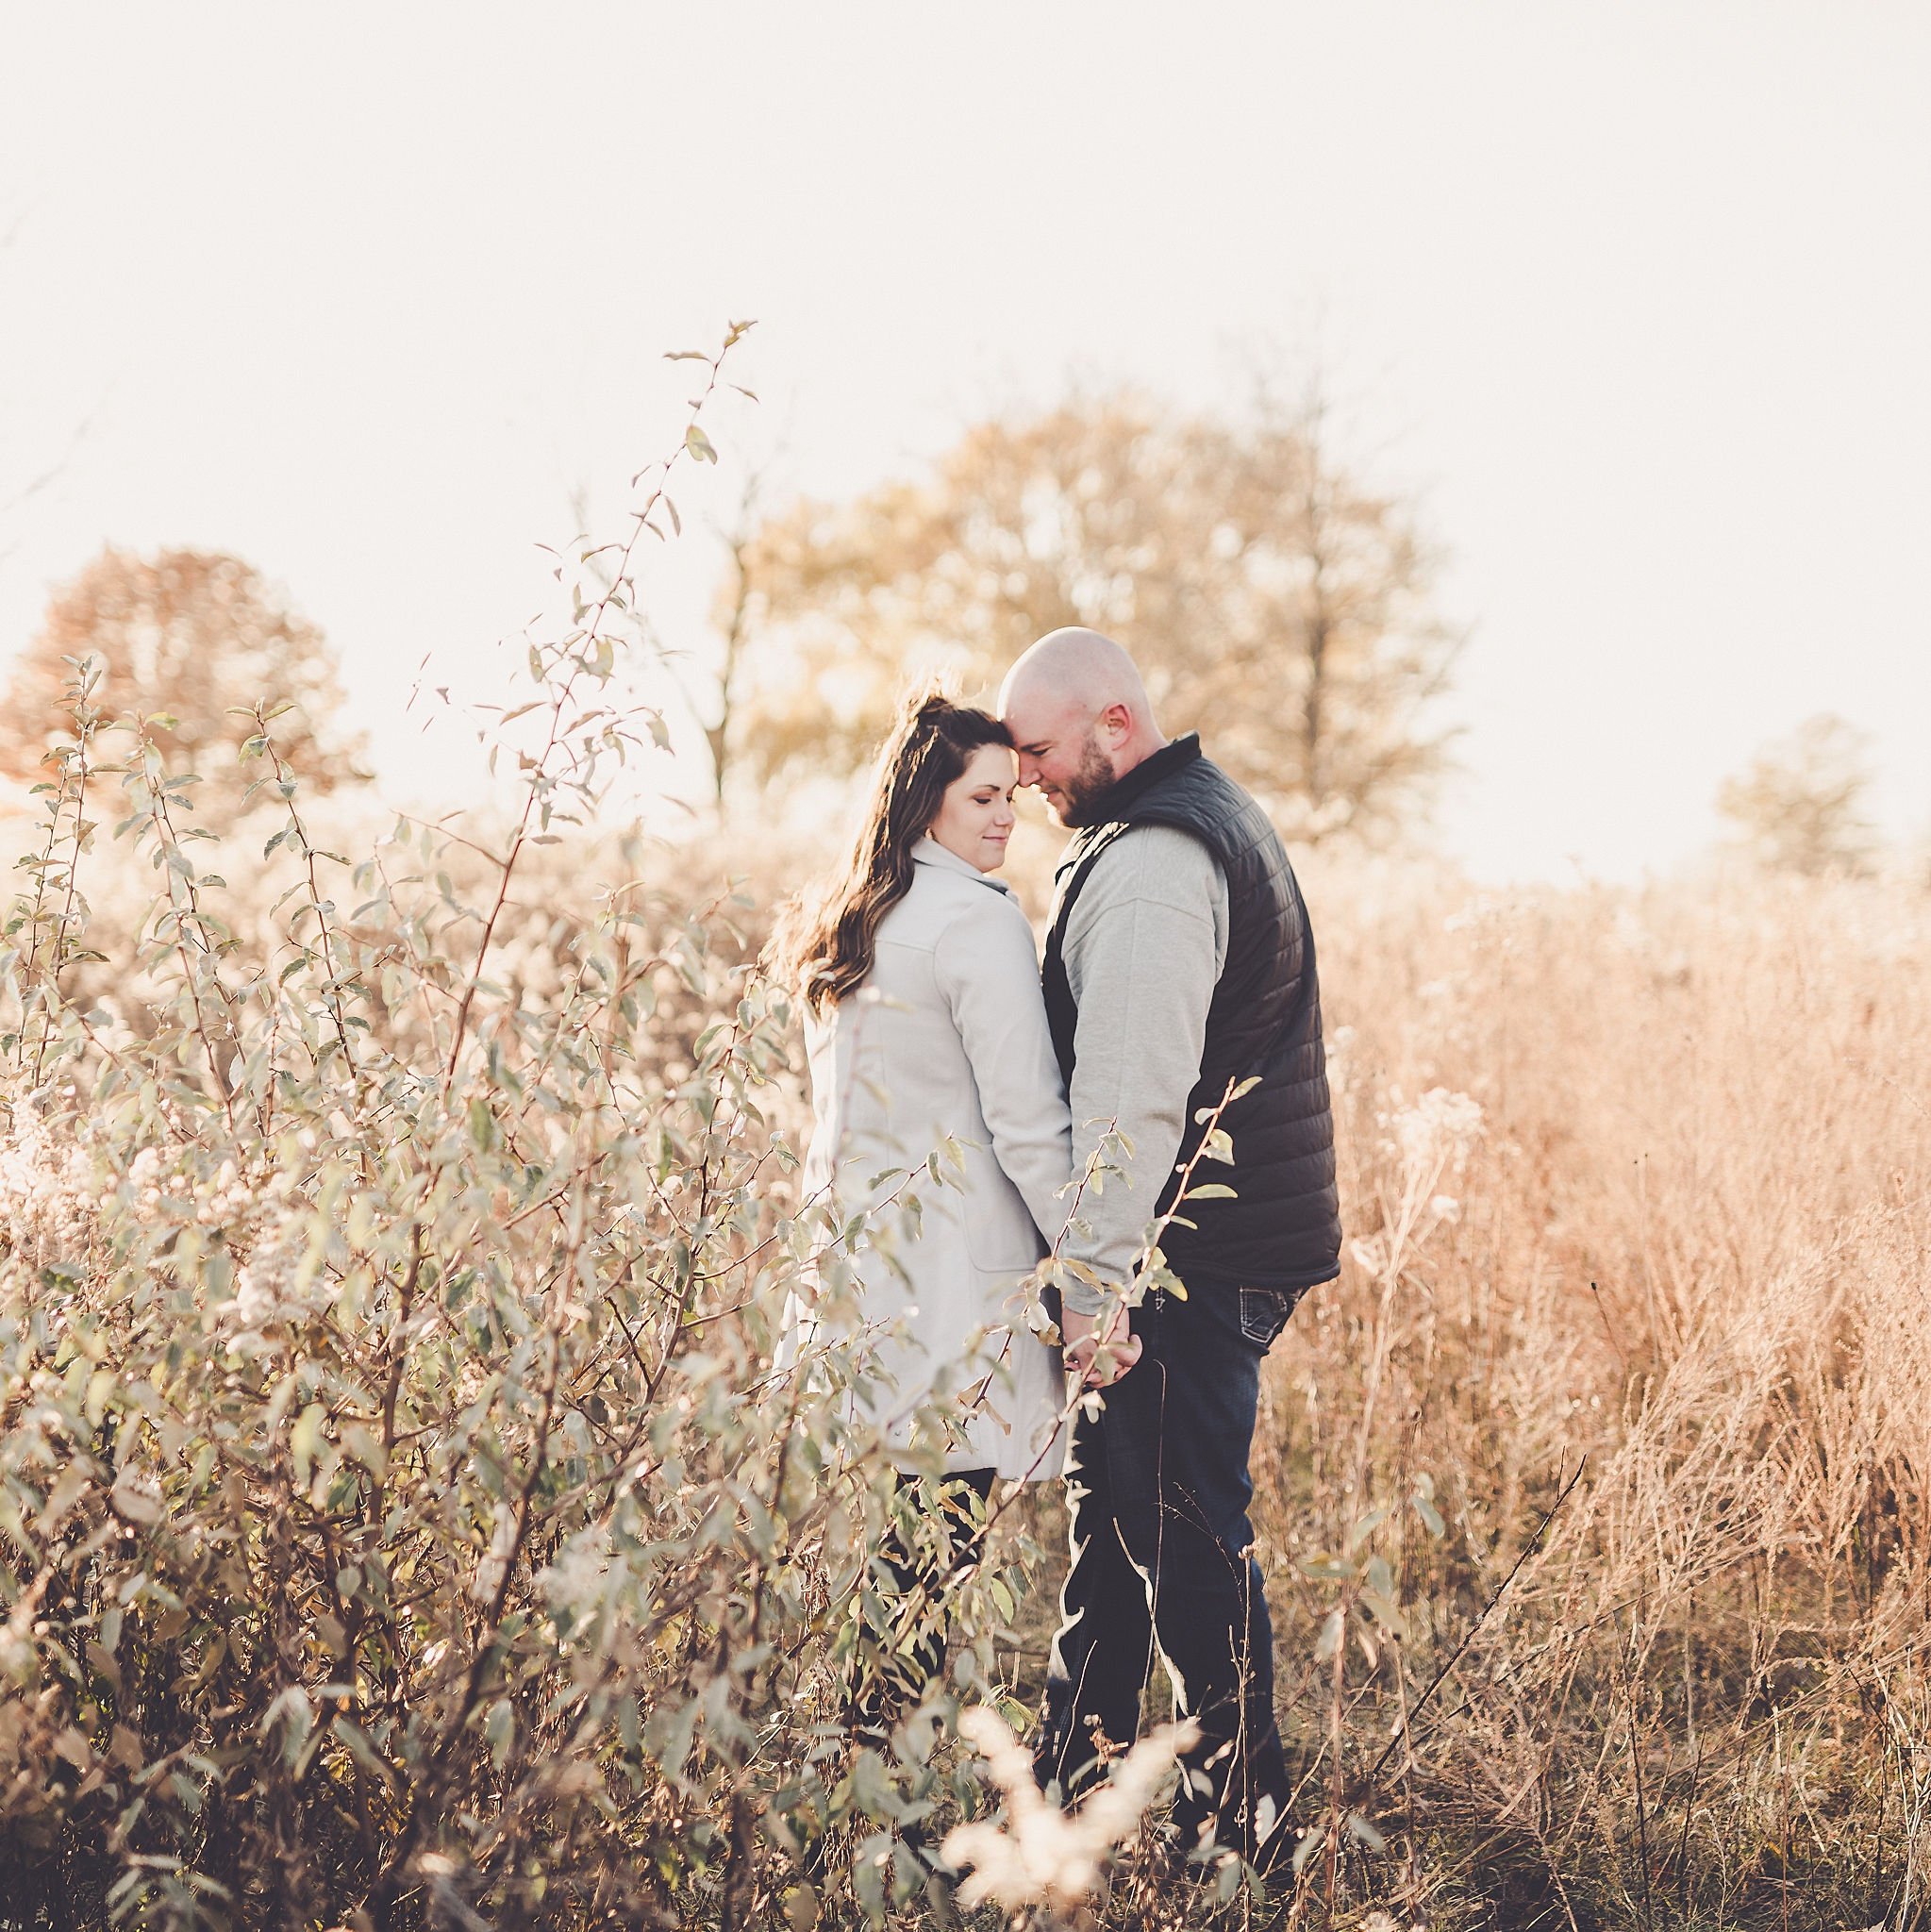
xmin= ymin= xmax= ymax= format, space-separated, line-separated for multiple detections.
xmin=2 ymin=346 xmax=1927 ymax=1931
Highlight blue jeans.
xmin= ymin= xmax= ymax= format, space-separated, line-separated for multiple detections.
xmin=1037 ymin=1279 xmax=1300 ymax=1854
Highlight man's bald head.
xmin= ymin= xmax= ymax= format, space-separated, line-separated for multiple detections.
xmin=1000 ymin=627 xmax=1153 ymax=725
xmin=998 ymin=627 xmax=1167 ymax=825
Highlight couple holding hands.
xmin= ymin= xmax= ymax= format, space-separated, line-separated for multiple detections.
xmin=770 ymin=625 xmax=1341 ymax=1861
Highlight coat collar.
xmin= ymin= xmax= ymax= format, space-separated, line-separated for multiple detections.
xmin=915 ymin=835 xmax=1015 ymax=897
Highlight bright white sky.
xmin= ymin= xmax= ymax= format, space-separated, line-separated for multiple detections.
xmin=3 ymin=6 xmax=1926 ymax=880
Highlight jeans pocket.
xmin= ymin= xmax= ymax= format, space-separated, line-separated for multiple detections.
xmin=1240 ymin=1287 xmax=1299 ymax=1350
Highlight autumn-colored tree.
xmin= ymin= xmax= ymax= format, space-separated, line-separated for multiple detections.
xmin=0 ymin=547 xmax=364 ymax=810
xmin=726 ymin=389 xmax=1460 ymax=840
xmin=1716 ymin=711 xmax=1877 ymax=875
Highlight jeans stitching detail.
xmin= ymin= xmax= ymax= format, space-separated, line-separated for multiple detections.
xmin=1239 ymin=1288 xmax=1292 ymax=1348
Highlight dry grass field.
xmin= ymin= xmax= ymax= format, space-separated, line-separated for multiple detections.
xmin=3 ymin=768 xmax=1927 ymax=1928
xmin=708 ymin=823 xmax=1931 ymax=1926
xmin=1239 ymin=852 xmax=1931 ymax=1924
xmin=967 ymin=837 xmax=1931 ymax=1926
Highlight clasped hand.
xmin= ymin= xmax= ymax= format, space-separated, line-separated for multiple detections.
xmin=1060 ymin=1301 xmax=1143 ymax=1388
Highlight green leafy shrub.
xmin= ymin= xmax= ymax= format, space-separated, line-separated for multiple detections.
xmin=0 ymin=329 xmax=1064 ymax=1931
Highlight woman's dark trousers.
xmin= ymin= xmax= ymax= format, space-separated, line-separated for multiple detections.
xmin=849 ymin=1467 xmax=995 ymax=1732
xmin=1036 ymin=1281 xmax=1297 ymax=1856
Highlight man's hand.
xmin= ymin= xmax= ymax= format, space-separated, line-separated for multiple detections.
xmin=1061 ymin=1300 xmax=1143 ymax=1389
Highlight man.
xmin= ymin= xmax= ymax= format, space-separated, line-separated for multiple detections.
xmin=998 ymin=627 xmax=1341 ymax=1860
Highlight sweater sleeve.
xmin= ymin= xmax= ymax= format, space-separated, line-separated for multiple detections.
xmin=932 ymin=893 xmax=1074 ymax=1247
xmin=1058 ymin=825 xmax=1228 ymax=1315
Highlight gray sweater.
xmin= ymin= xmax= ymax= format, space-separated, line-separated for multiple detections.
xmin=1056 ymin=824 xmax=1228 ymax=1315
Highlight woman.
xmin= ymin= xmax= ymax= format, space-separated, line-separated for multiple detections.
xmin=767 ymin=692 xmax=1072 ymax=1705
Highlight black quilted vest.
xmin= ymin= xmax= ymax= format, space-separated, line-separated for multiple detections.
xmin=1041 ymin=734 xmax=1341 ymax=1296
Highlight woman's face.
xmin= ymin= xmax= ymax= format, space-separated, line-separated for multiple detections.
xmin=926 ymin=742 xmax=1019 ymax=873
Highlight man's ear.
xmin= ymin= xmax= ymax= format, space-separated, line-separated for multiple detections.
xmin=1098 ymin=701 xmax=1133 ymax=747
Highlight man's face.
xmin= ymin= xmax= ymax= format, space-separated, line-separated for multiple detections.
xmin=1003 ymin=692 xmax=1118 ymax=826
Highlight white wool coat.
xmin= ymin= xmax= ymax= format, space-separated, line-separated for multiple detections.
xmin=799 ymin=838 xmax=1072 ymax=1480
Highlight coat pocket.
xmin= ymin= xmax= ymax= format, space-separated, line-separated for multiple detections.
xmin=1239 ymin=1286 xmax=1301 ymax=1351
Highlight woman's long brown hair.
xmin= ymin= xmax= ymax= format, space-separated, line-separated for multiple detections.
xmin=766 ymin=691 xmax=1013 ymax=1014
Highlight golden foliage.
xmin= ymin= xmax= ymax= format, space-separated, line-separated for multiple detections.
xmin=0 ymin=546 xmax=364 ymax=810
xmin=1717 ymin=710 xmax=1877 ymax=876
xmin=729 ymin=391 xmax=1459 ymax=841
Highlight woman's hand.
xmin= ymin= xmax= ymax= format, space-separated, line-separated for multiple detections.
xmin=1061 ymin=1301 xmax=1143 ymax=1388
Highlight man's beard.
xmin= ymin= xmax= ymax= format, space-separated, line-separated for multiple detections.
xmin=1054 ymin=734 xmax=1119 ymax=828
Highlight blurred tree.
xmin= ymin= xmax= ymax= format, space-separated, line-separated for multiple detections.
xmin=696 ymin=456 xmax=776 ymax=813
xmin=1716 ymin=712 xmax=1877 ymax=876
xmin=726 ymin=388 xmax=1460 ymax=841
xmin=0 ymin=546 xmax=365 ymax=810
